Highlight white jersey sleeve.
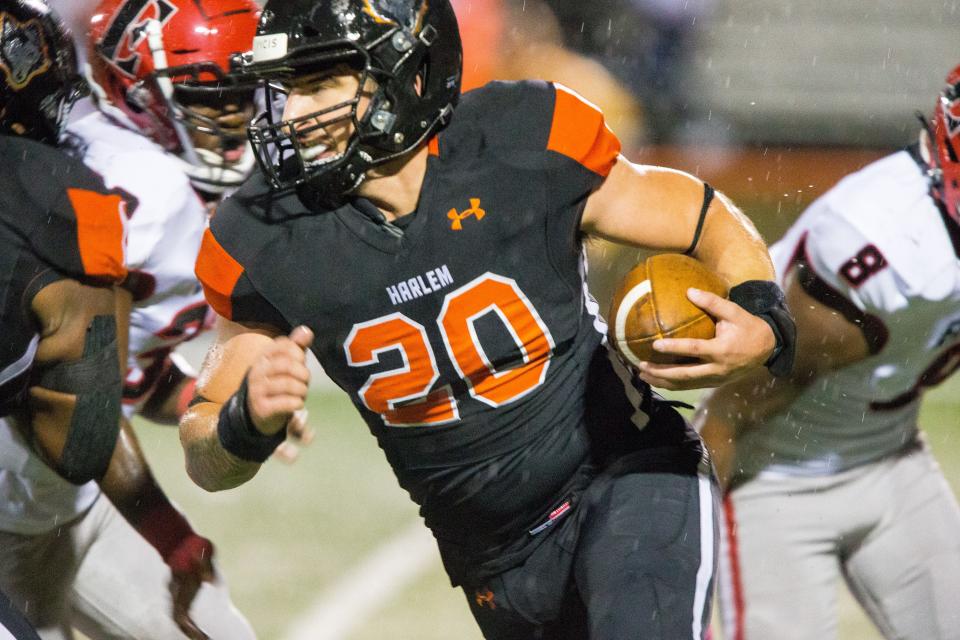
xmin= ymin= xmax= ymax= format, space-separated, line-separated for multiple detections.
xmin=69 ymin=114 xmax=212 ymax=418
xmin=741 ymin=150 xmax=960 ymax=478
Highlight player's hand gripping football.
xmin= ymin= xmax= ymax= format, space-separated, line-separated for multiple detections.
xmin=635 ymin=288 xmax=776 ymax=390
xmin=246 ymin=326 xmax=315 ymax=448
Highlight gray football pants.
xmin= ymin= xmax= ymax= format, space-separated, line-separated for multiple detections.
xmin=718 ymin=441 xmax=960 ymax=640
xmin=0 ymin=494 xmax=255 ymax=640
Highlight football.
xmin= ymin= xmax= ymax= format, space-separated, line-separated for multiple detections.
xmin=608 ymin=253 xmax=729 ymax=367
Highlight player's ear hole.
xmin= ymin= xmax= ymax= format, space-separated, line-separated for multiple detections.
xmin=415 ymin=60 xmax=428 ymax=97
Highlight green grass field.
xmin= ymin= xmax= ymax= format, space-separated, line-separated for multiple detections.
xmin=136 ymin=374 xmax=960 ymax=640
xmin=138 ymin=379 xmax=960 ymax=640
xmin=136 ymin=198 xmax=960 ymax=639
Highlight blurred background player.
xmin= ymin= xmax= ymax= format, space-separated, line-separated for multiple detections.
xmin=698 ymin=65 xmax=960 ymax=640
xmin=0 ymin=0 xmax=125 ymax=635
xmin=181 ymin=0 xmax=796 ymax=637
xmin=452 ymin=0 xmax=644 ymax=150
xmin=79 ymin=0 xmax=258 ymax=428
xmin=0 ymin=0 xmax=255 ymax=638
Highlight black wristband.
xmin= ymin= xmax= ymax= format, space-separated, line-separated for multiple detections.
xmin=728 ymin=280 xmax=797 ymax=378
xmin=217 ymin=376 xmax=286 ymax=463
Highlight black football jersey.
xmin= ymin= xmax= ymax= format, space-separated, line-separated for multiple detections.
xmin=0 ymin=135 xmax=129 ymax=415
xmin=198 ymin=81 xmax=700 ymax=580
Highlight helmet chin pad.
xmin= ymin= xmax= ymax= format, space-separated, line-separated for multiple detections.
xmin=181 ymin=144 xmax=257 ymax=194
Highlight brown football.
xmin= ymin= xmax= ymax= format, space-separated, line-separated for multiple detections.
xmin=608 ymin=253 xmax=729 ymax=366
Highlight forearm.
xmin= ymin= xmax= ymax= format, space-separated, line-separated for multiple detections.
xmin=692 ymin=192 xmax=775 ymax=286
xmin=98 ymin=418 xmax=163 ymax=519
xmin=180 ymin=402 xmax=261 ymax=491
xmin=582 ymin=161 xmax=777 ymax=288
xmin=98 ymin=419 xmax=210 ymax=560
xmin=696 ymin=367 xmax=812 ymax=488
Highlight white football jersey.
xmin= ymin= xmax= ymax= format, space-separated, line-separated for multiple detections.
xmin=737 ymin=150 xmax=960 ymax=477
xmin=0 ymin=113 xmax=211 ymax=534
xmin=71 ymin=112 xmax=211 ymax=419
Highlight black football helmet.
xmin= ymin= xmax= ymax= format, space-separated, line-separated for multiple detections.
xmin=0 ymin=0 xmax=87 ymax=144
xmin=238 ymin=0 xmax=462 ymax=207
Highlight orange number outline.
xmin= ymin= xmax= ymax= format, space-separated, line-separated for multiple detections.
xmin=344 ymin=313 xmax=459 ymax=427
xmin=438 ymin=273 xmax=555 ymax=408
xmin=343 ymin=273 xmax=555 ymax=426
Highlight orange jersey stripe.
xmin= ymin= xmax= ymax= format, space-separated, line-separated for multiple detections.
xmin=546 ymin=84 xmax=621 ymax=177
xmin=427 ymin=134 xmax=440 ymax=157
xmin=66 ymin=188 xmax=128 ymax=282
xmin=195 ymin=228 xmax=243 ymax=320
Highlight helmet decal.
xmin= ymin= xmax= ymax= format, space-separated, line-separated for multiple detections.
xmin=98 ymin=0 xmax=178 ymax=78
xmin=361 ymin=0 xmax=427 ymax=30
xmin=0 ymin=13 xmax=51 ymax=90
xmin=1 ymin=1 xmax=86 ymax=144
xmin=923 ymin=63 xmax=960 ymax=236
xmin=944 ymin=98 xmax=960 ymax=139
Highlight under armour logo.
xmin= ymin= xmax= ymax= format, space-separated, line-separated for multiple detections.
xmin=474 ymin=588 xmax=496 ymax=610
xmin=448 ymin=198 xmax=485 ymax=231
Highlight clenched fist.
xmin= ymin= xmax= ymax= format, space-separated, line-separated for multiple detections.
xmin=246 ymin=325 xmax=314 ymax=436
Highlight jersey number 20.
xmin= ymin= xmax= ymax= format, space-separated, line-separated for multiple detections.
xmin=344 ymin=273 xmax=555 ymax=426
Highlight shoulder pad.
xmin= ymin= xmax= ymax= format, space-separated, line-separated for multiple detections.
xmin=444 ymin=80 xmax=555 ymax=156
xmin=448 ymin=81 xmax=619 ymax=176
xmin=195 ymin=172 xmax=299 ymax=322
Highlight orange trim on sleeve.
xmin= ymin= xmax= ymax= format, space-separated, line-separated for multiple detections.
xmin=66 ymin=188 xmax=128 ymax=282
xmin=427 ymin=134 xmax=440 ymax=157
xmin=546 ymin=84 xmax=621 ymax=177
xmin=195 ymin=228 xmax=243 ymax=320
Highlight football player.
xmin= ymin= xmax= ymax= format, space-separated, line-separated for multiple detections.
xmin=1 ymin=0 xmax=122 ymax=634
xmin=182 ymin=0 xmax=795 ymax=637
xmin=0 ymin=1 xmax=254 ymax=639
xmin=79 ymin=0 xmax=259 ymax=429
xmin=698 ymin=65 xmax=960 ymax=640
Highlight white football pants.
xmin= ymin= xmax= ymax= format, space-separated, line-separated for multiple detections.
xmin=718 ymin=440 xmax=960 ymax=640
xmin=0 ymin=494 xmax=255 ymax=640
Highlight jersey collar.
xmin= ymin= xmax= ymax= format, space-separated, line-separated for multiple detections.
xmin=334 ymin=155 xmax=439 ymax=254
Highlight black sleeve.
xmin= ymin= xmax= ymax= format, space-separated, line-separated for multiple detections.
xmin=6 ymin=140 xmax=130 ymax=283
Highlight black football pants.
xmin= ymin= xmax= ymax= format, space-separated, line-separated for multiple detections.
xmin=463 ymin=451 xmax=719 ymax=640
xmin=0 ymin=589 xmax=41 ymax=640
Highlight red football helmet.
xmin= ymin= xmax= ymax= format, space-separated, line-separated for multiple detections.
xmin=924 ymin=64 xmax=960 ymax=228
xmin=86 ymin=0 xmax=259 ymax=192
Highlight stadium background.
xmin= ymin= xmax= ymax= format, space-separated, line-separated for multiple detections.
xmin=49 ymin=0 xmax=959 ymax=637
